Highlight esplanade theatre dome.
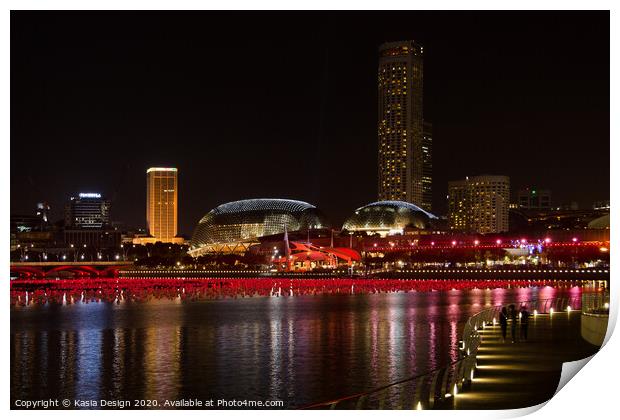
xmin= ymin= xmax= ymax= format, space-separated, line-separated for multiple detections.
xmin=189 ymin=198 xmax=329 ymax=255
xmin=342 ymin=200 xmax=437 ymax=236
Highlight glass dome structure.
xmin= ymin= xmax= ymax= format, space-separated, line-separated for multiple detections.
xmin=189 ymin=198 xmax=328 ymax=255
xmin=342 ymin=200 xmax=437 ymax=236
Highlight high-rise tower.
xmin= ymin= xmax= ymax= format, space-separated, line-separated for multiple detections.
xmin=422 ymin=121 xmax=433 ymax=211
xmin=146 ymin=167 xmax=180 ymax=243
xmin=378 ymin=40 xmax=424 ymax=205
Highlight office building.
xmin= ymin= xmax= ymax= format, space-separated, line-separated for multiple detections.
xmin=378 ymin=40 xmax=424 ymax=206
xmin=448 ymin=175 xmax=510 ymax=234
xmin=143 ymin=167 xmax=183 ymax=244
xmin=518 ymin=188 xmax=551 ymax=210
xmin=65 ymin=193 xmax=110 ymax=229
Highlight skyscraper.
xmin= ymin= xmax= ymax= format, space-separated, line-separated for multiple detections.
xmin=448 ymin=175 xmax=510 ymax=234
xmin=65 ymin=193 xmax=111 ymax=229
xmin=422 ymin=121 xmax=433 ymax=211
xmin=145 ymin=167 xmax=182 ymax=243
xmin=377 ymin=40 xmax=424 ymax=205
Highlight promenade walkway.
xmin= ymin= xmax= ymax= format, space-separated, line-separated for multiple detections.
xmin=441 ymin=311 xmax=600 ymax=410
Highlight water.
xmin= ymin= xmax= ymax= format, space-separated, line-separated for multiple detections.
xmin=10 ymin=282 xmax=580 ymax=409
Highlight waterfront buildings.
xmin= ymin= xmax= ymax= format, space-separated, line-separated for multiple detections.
xmin=342 ymin=200 xmax=437 ymax=237
xmin=518 ymin=188 xmax=551 ymax=210
xmin=448 ymin=175 xmax=510 ymax=234
xmin=188 ymin=198 xmax=329 ymax=256
xmin=377 ymin=40 xmax=424 ymax=207
xmin=137 ymin=167 xmax=184 ymax=245
xmin=64 ymin=192 xmax=110 ymax=229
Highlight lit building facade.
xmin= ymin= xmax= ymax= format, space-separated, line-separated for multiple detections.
xmin=422 ymin=121 xmax=433 ymax=211
xmin=64 ymin=193 xmax=110 ymax=229
xmin=378 ymin=40 xmax=424 ymax=206
xmin=518 ymin=188 xmax=551 ymax=210
xmin=448 ymin=175 xmax=510 ymax=234
xmin=144 ymin=167 xmax=183 ymax=244
xmin=189 ymin=198 xmax=329 ymax=256
xmin=342 ymin=200 xmax=437 ymax=237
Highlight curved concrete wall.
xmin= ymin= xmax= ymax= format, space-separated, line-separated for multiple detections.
xmin=581 ymin=312 xmax=608 ymax=346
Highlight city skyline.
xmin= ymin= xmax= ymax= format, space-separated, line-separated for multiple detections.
xmin=10 ymin=11 xmax=609 ymax=235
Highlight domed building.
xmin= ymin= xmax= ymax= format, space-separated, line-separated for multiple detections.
xmin=342 ymin=200 xmax=437 ymax=237
xmin=189 ymin=198 xmax=329 ymax=256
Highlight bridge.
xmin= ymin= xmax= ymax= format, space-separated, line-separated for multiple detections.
xmin=10 ymin=261 xmax=134 ymax=278
xmin=300 ymin=294 xmax=604 ymax=410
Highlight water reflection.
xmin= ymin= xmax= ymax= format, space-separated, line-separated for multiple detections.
xmin=11 ymin=285 xmax=578 ymax=409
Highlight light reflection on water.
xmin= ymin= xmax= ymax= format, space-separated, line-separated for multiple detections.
xmin=11 ymin=285 xmax=581 ymax=408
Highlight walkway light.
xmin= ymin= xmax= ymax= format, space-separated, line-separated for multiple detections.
xmin=416 ymin=402 xmax=422 ymax=410
xmin=604 ymin=303 xmax=609 ymax=309
xmin=534 ymin=309 xmax=538 ymax=316
xmin=567 ymin=305 xmax=571 ymax=312
xmin=453 ymin=384 xmax=458 ymax=396
xmin=550 ymin=308 xmax=554 ymax=315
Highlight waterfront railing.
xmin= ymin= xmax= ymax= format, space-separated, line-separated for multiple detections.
xmin=299 ymin=296 xmax=582 ymax=410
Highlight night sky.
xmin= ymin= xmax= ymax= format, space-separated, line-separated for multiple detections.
xmin=11 ymin=11 xmax=609 ymax=236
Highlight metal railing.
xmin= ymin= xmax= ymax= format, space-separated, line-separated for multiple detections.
xmin=582 ymin=290 xmax=610 ymax=314
xmin=299 ymin=296 xmax=583 ymax=410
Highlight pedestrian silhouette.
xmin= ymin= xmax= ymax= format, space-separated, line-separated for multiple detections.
xmin=520 ymin=305 xmax=530 ymax=341
xmin=509 ymin=304 xmax=518 ymax=343
xmin=499 ymin=307 xmax=508 ymax=342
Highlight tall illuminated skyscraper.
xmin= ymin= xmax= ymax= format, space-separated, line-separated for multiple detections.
xmin=378 ymin=40 xmax=424 ymax=205
xmin=145 ymin=167 xmax=182 ymax=243
xmin=422 ymin=121 xmax=433 ymax=211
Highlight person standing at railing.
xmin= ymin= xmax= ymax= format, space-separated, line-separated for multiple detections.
xmin=509 ymin=304 xmax=518 ymax=343
xmin=499 ymin=307 xmax=508 ymax=342
xmin=520 ymin=305 xmax=530 ymax=341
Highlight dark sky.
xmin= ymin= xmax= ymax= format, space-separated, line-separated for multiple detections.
xmin=11 ymin=11 xmax=610 ymax=236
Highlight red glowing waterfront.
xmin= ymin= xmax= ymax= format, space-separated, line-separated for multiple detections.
xmin=10 ymin=277 xmax=586 ymax=306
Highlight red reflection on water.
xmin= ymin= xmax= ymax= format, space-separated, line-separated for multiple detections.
xmin=10 ymin=278 xmax=584 ymax=307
